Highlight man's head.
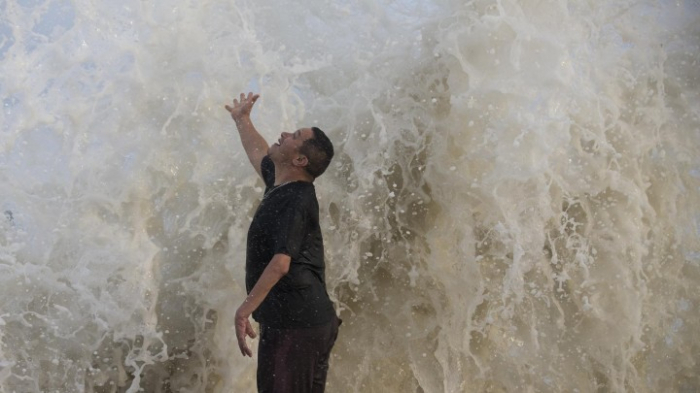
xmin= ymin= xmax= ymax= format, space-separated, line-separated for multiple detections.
xmin=269 ymin=127 xmax=334 ymax=179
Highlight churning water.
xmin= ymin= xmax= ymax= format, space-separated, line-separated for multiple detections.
xmin=1 ymin=0 xmax=699 ymax=392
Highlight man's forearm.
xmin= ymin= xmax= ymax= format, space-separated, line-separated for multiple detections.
xmin=237 ymin=254 xmax=291 ymax=317
xmin=225 ymin=93 xmax=268 ymax=176
xmin=234 ymin=115 xmax=269 ymax=173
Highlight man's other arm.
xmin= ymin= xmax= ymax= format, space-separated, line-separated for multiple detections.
xmin=225 ymin=92 xmax=269 ymax=178
xmin=234 ymin=253 xmax=291 ymax=357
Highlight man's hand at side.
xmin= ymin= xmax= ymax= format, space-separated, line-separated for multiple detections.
xmin=235 ymin=307 xmax=257 ymax=357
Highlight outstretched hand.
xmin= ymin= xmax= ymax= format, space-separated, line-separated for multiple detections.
xmin=226 ymin=92 xmax=260 ymax=122
xmin=235 ymin=307 xmax=257 ymax=357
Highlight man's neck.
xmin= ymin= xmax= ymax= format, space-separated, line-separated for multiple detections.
xmin=274 ymin=166 xmax=314 ymax=186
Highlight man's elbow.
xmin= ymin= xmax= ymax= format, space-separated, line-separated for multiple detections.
xmin=272 ymin=255 xmax=291 ymax=276
xmin=275 ymin=263 xmax=290 ymax=276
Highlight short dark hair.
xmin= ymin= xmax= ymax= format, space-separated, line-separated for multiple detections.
xmin=300 ymin=127 xmax=334 ymax=178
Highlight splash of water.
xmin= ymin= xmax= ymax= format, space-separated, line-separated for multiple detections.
xmin=1 ymin=0 xmax=699 ymax=392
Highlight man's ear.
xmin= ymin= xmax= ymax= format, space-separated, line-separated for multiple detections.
xmin=293 ymin=155 xmax=309 ymax=168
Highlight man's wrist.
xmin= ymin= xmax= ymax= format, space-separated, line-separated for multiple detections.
xmin=233 ymin=114 xmax=251 ymax=127
xmin=236 ymin=301 xmax=253 ymax=318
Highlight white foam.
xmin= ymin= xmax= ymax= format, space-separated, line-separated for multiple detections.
xmin=0 ymin=0 xmax=699 ymax=392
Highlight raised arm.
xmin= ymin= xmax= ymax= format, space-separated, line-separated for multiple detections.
xmin=225 ymin=92 xmax=270 ymax=178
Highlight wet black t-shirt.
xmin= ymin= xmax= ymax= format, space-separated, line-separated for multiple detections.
xmin=246 ymin=156 xmax=336 ymax=328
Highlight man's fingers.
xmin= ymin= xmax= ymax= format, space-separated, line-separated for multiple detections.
xmin=240 ymin=344 xmax=250 ymax=357
xmin=237 ymin=333 xmax=251 ymax=357
xmin=226 ymin=93 xmax=258 ymax=119
xmin=230 ymin=93 xmax=258 ymax=106
xmin=238 ymin=337 xmax=252 ymax=357
xmin=241 ymin=342 xmax=251 ymax=357
xmin=246 ymin=320 xmax=257 ymax=339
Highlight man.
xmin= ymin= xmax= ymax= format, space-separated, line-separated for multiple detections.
xmin=225 ymin=92 xmax=340 ymax=393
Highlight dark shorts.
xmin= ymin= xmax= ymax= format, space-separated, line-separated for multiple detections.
xmin=257 ymin=316 xmax=341 ymax=393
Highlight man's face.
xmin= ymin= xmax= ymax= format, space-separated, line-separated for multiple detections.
xmin=268 ymin=127 xmax=314 ymax=165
